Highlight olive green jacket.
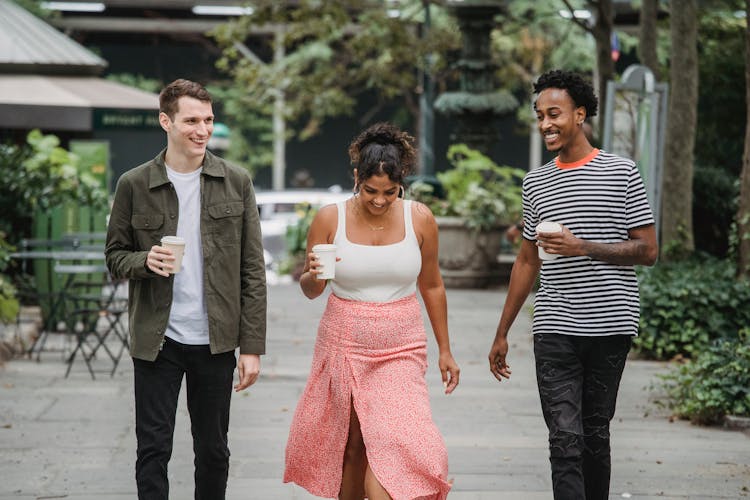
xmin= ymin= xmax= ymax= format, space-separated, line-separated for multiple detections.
xmin=105 ymin=149 xmax=267 ymax=361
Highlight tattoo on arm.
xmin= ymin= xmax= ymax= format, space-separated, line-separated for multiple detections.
xmin=582 ymin=239 xmax=653 ymax=266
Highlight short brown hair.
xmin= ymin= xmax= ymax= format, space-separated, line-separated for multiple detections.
xmin=159 ymin=79 xmax=212 ymax=120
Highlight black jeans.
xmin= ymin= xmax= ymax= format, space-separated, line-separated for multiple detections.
xmin=533 ymin=333 xmax=631 ymax=500
xmin=133 ymin=337 xmax=236 ymax=500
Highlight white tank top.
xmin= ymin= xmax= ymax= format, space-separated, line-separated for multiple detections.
xmin=330 ymin=199 xmax=422 ymax=303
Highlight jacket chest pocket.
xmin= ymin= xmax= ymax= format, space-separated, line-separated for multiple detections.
xmin=207 ymin=202 xmax=244 ymax=243
xmin=132 ymin=214 xmax=165 ymax=249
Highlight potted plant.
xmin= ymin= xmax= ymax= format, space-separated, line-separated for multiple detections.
xmin=409 ymin=144 xmax=525 ymax=288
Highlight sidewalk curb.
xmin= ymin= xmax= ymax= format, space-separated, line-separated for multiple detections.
xmin=724 ymin=415 xmax=750 ymax=430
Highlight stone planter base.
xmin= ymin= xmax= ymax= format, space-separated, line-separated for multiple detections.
xmin=0 ymin=306 xmax=42 ymax=363
xmin=723 ymin=415 xmax=750 ymax=431
xmin=440 ymin=267 xmax=507 ymax=289
xmin=436 ymin=216 xmax=512 ymax=288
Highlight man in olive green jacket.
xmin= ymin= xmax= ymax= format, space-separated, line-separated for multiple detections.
xmin=105 ymin=79 xmax=266 ymax=500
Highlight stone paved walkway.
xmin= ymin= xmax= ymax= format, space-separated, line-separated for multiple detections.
xmin=1 ymin=284 xmax=748 ymax=499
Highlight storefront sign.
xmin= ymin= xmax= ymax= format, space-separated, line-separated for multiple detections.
xmin=94 ymin=108 xmax=160 ymax=129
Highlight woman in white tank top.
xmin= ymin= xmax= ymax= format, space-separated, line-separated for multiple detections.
xmin=284 ymin=123 xmax=460 ymax=500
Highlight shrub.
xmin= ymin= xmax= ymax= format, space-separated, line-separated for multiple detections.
xmin=0 ymin=130 xmax=108 ymax=244
xmin=0 ymin=131 xmax=110 ymax=317
xmin=0 ymin=232 xmax=19 ymax=323
xmin=409 ymin=144 xmax=525 ymax=231
xmin=279 ymin=203 xmax=318 ymax=278
xmin=656 ymin=329 xmax=750 ymax=425
xmin=635 ymin=256 xmax=750 ymax=360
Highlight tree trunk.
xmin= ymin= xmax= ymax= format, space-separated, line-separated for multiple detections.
xmin=593 ymin=0 xmax=614 ymax=100
xmin=272 ymin=27 xmax=286 ymax=190
xmin=589 ymin=0 xmax=614 ymax=139
xmin=561 ymin=0 xmax=614 ymax=138
xmin=661 ymin=0 xmax=698 ymax=259
xmin=639 ymin=0 xmax=660 ymax=80
xmin=738 ymin=0 xmax=750 ymax=279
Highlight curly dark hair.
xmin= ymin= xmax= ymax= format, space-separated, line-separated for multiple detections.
xmin=533 ymin=70 xmax=598 ymax=118
xmin=348 ymin=122 xmax=416 ymax=187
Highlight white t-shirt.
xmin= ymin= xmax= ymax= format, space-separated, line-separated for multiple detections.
xmin=521 ymin=149 xmax=655 ymax=337
xmin=164 ymin=164 xmax=209 ymax=345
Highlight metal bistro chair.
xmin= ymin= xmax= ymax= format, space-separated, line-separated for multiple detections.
xmin=61 ymin=231 xmax=107 ymax=252
xmin=12 ymin=247 xmax=107 ymax=361
xmin=54 ymin=263 xmax=129 ymax=379
xmin=13 ymin=238 xmax=80 ymax=305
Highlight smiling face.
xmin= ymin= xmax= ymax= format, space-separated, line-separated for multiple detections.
xmin=534 ymin=87 xmax=587 ymax=156
xmin=160 ymin=96 xmax=214 ymax=170
xmin=357 ymin=172 xmax=400 ymax=216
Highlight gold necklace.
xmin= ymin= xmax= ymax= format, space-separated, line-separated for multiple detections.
xmin=352 ymin=198 xmax=389 ymax=231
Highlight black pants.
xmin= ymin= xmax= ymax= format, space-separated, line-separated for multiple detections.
xmin=533 ymin=333 xmax=631 ymax=500
xmin=133 ymin=337 xmax=236 ymax=500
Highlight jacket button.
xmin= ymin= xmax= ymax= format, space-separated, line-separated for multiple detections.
xmin=145 ymin=222 xmax=149 ymax=227
xmin=170 ymin=215 xmax=175 ymax=219
xmin=225 ymin=209 xmax=231 ymax=214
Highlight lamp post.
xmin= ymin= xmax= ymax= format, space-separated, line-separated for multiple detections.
xmin=435 ymin=0 xmax=517 ymax=155
xmin=418 ymin=0 xmax=435 ymax=176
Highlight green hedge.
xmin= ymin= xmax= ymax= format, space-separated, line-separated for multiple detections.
xmin=657 ymin=329 xmax=750 ymax=424
xmin=635 ymin=256 xmax=750 ymax=360
xmin=0 ymin=232 xmax=19 ymax=323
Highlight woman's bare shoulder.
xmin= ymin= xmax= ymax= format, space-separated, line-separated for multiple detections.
xmin=410 ymin=200 xmax=436 ymax=225
xmin=317 ymin=202 xmax=341 ymax=217
xmin=311 ymin=201 xmax=342 ymax=230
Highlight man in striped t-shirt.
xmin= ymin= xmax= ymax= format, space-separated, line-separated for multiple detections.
xmin=488 ymin=70 xmax=658 ymax=500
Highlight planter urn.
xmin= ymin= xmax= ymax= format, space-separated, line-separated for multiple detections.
xmin=436 ymin=216 xmax=511 ymax=288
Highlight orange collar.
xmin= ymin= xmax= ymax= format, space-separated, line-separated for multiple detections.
xmin=556 ymin=148 xmax=600 ymax=169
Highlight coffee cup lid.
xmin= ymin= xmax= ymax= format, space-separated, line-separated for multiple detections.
xmin=161 ymin=236 xmax=185 ymax=245
xmin=536 ymin=221 xmax=562 ymax=233
xmin=312 ymin=243 xmax=337 ymax=251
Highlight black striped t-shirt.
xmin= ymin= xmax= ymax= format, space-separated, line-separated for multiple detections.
xmin=521 ymin=149 xmax=655 ymax=337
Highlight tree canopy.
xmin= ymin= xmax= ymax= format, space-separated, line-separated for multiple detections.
xmin=211 ymin=0 xmax=460 ymax=142
xmin=210 ymin=0 xmax=596 ymax=171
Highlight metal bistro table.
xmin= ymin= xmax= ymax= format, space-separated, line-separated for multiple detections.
xmin=10 ymin=250 xmax=111 ymax=365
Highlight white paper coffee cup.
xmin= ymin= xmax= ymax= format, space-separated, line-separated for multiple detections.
xmin=312 ymin=243 xmax=337 ymax=280
xmin=160 ymin=236 xmax=186 ymax=274
xmin=536 ymin=221 xmax=562 ymax=261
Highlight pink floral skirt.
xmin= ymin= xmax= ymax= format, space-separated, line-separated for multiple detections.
xmin=284 ymin=293 xmax=451 ymax=500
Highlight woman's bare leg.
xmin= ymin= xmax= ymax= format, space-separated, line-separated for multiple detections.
xmin=339 ymin=400 xmax=366 ymax=500
xmin=364 ymin=464 xmax=392 ymax=500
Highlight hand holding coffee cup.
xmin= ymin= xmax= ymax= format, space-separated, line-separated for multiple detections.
xmin=311 ymin=244 xmax=337 ymax=280
xmin=146 ymin=245 xmax=173 ymax=277
xmin=149 ymin=236 xmax=185 ymax=276
xmin=535 ymin=221 xmax=563 ymax=260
